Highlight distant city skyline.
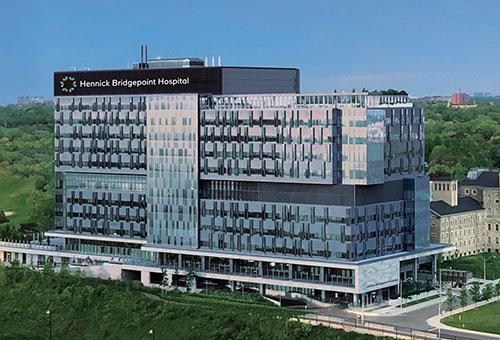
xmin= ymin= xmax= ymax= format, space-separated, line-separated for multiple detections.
xmin=1 ymin=0 xmax=500 ymax=105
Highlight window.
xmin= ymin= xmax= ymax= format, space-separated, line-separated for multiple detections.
xmin=465 ymin=189 xmax=470 ymax=194
xmin=472 ymin=189 xmax=477 ymax=195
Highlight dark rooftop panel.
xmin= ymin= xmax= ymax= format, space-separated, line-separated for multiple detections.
xmin=430 ymin=197 xmax=483 ymax=216
xmin=459 ymin=170 xmax=499 ymax=188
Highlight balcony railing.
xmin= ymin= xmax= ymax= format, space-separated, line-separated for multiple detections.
xmin=0 ymin=240 xmax=355 ymax=288
xmin=0 ymin=240 xmax=59 ymax=252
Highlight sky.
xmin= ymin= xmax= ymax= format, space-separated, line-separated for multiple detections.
xmin=0 ymin=0 xmax=499 ymax=105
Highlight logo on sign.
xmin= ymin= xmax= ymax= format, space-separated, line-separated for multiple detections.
xmin=60 ymin=76 xmax=77 ymax=93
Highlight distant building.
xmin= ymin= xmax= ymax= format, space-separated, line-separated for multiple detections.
xmin=17 ymin=96 xmax=46 ymax=106
xmin=473 ymin=92 xmax=491 ymax=98
xmin=414 ymin=96 xmax=449 ymax=104
xmin=450 ymin=92 xmax=470 ymax=106
xmin=460 ymin=169 xmax=500 ymax=253
xmin=430 ymin=176 xmax=486 ymax=259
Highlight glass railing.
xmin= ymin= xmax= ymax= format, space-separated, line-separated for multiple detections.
xmin=0 ymin=240 xmax=59 ymax=251
xmin=0 ymin=240 xmax=354 ymax=287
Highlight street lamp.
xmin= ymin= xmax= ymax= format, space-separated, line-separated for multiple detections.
xmin=360 ymin=281 xmax=366 ymax=323
xmin=149 ymin=328 xmax=154 ymax=340
xmin=483 ymin=255 xmax=496 ymax=281
xmin=46 ymin=310 xmax=52 ymax=340
xmin=437 ymin=298 xmax=448 ymax=339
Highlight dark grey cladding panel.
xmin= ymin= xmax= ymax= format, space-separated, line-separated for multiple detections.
xmin=200 ymin=179 xmax=406 ymax=206
xmin=252 ymin=182 xmax=355 ymax=205
xmin=354 ymin=180 xmax=405 ymax=205
xmin=221 ymin=67 xmax=300 ymax=94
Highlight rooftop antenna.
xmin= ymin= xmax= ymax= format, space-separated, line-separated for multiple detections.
xmin=140 ymin=45 xmax=144 ymax=68
xmin=218 ymin=56 xmax=221 ymax=66
xmin=204 ymin=57 xmax=208 ymax=66
xmin=211 ymin=56 xmax=215 ymax=67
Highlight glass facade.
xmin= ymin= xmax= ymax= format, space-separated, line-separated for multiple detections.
xmin=50 ymin=89 xmax=431 ymax=297
xmin=54 ymin=96 xmax=147 ymax=238
xmin=405 ymin=176 xmax=431 ymax=249
xmin=146 ymin=94 xmax=199 ymax=248
xmin=200 ymin=105 xmax=342 ymax=184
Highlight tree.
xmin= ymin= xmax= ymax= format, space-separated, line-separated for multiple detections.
xmin=422 ymin=102 xmax=500 ymax=178
xmin=482 ymin=283 xmax=494 ymax=301
xmin=445 ymin=290 xmax=456 ymax=311
xmin=470 ymin=283 xmax=482 ymax=304
xmin=458 ymin=287 xmax=468 ymax=309
xmin=42 ymin=259 xmax=54 ymax=275
xmin=185 ymin=264 xmax=196 ymax=293
xmin=0 ymin=223 xmax=22 ymax=240
xmin=495 ymin=282 xmax=500 ymax=298
xmin=0 ymin=210 xmax=8 ymax=224
xmin=27 ymin=189 xmax=53 ymax=232
xmin=160 ymin=266 xmax=169 ymax=295
xmin=171 ymin=264 xmax=179 ymax=290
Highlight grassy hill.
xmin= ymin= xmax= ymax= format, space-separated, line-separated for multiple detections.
xmin=0 ymin=104 xmax=53 ymax=238
xmin=0 ymin=170 xmax=34 ymax=226
xmin=0 ymin=266 xmax=381 ymax=340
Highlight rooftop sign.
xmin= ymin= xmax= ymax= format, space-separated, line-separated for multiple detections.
xmin=54 ymin=67 xmax=222 ymax=96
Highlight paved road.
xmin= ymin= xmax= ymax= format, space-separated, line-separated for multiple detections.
xmin=309 ymin=300 xmax=499 ymax=340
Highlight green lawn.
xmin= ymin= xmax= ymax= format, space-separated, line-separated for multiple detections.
xmin=440 ymin=254 xmax=500 ymax=280
xmin=0 ymin=266 xmax=383 ymax=340
xmin=0 ymin=170 xmax=34 ymax=226
xmin=442 ymin=301 xmax=500 ymax=335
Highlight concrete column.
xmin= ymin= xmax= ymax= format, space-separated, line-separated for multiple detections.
xmin=356 ymin=293 xmax=362 ymax=307
xmin=321 ymin=290 xmax=326 ymax=301
xmin=259 ymin=284 xmax=266 ymax=295
xmin=414 ymin=258 xmax=418 ymax=282
xmin=201 ymin=256 xmax=206 ymax=271
xmin=432 ymin=254 xmax=437 ymax=285
xmin=141 ymin=271 xmax=149 ymax=286
xmin=258 ymin=261 xmax=263 ymax=276
xmin=178 ymin=254 xmax=182 ymax=268
xmin=189 ymin=277 xmax=197 ymax=292
xmin=288 ymin=264 xmax=293 ymax=280
xmin=319 ymin=267 xmax=325 ymax=282
xmin=229 ymin=280 xmax=236 ymax=291
xmin=229 ymin=258 xmax=234 ymax=273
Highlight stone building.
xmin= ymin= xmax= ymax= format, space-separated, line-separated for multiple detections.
xmin=460 ymin=169 xmax=500 ymax=253
xmin=430 ymin=176 xmax=486 ymax=259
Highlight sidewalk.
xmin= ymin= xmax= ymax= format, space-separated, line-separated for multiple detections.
xmin=349 ymin=279 xmax=500 ymax=317
xmin=347 ymin=293 xmax=444 ymax=317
